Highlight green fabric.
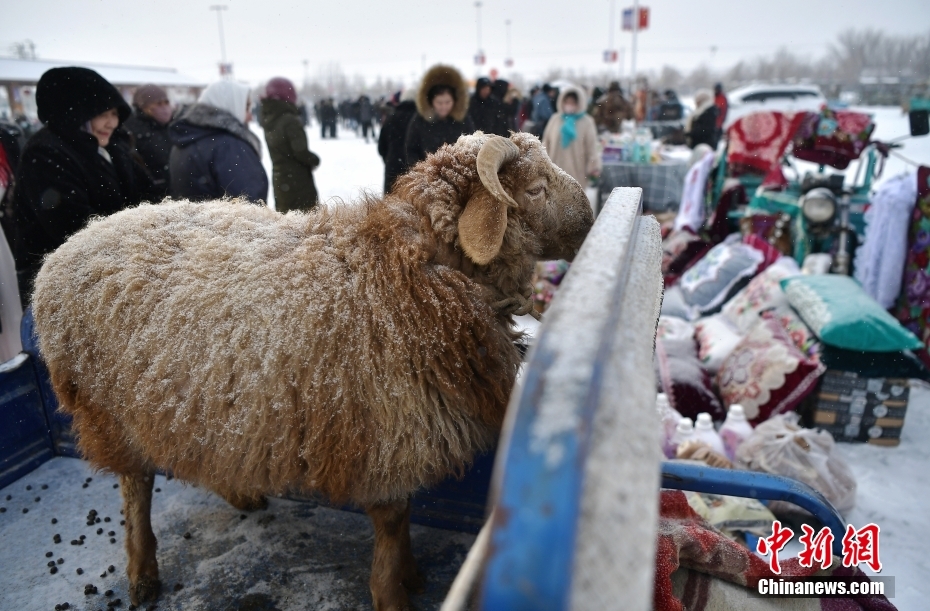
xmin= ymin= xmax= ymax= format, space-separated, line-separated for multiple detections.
xmin=780 ymin=275 xmax=923 ymax=352
xmin=259 ymin=98 xmax=319 ymax=212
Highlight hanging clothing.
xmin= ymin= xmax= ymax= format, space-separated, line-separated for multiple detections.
xmin=894 ymin=167 xmax=930 ymax=346
xmin=673 ymin=146 xmax=715 ymax=233
xmin=855 ymin=171 xmax=919 ymax=309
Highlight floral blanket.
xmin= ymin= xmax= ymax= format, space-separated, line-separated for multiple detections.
xmin=793 ymin=109 xmax=875 ymax=170
xmin=727 ymin=112 xmax=807 ymax=175
xmin=895 ymin=166 xmax=930 ymax=347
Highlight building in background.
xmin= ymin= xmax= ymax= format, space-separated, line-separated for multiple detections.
xmin=0 ymin=57 xmax=206 ymax=124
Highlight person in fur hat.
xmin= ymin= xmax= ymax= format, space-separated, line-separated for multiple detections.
xmin=11 ymin=66 xmax=155 ymax=304
xmin=168 ymin=81 xmax=268 ymax=203
xmin=404 ymin=64 xmax=474 ymax=166
xmin=259 ymin=76 xmax=320 ymax=212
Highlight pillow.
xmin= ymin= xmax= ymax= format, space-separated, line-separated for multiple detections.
xmin=679 ymin=241 xmax=764 ymax=318
xmin=781 ymin=275 xmax=924 ymax=352
xmin=761 ymin=305 xmax=820 ymax=362
xmin=655 ymin=337 xmax=725 ymax=421
xmin=660 ymin=285 xmax=693 ymax=320
xmin=693 ymin=314 xmax=742 ymax=373
xmin=662 ymin=229 xmax=711 ymax=287
xmin=657 ymin=315 xmax=695 ymax=343
xmin=717 ymin=317 xmax=825 ymax=425
xmin=721 ymin=257 xmax=800 ymax=333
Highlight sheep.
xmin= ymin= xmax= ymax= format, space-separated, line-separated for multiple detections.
xmin=31 ymin=131 xmax=594 ymax=611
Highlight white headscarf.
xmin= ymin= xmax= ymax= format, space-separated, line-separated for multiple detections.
xmin=198 ymin=81 xmax=252 ymax=124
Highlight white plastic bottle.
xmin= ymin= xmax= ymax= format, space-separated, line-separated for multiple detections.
xmin=656 ymin=393 xmax=682 ymax=458
xmin=670 ymin=417 xmax=695 ymax=456
xmin=694 ymin=412 xmax=726 ymax=456
xmin=719 ymin=404 xmax=754 ymax=461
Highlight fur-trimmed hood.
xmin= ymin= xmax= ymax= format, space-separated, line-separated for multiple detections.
xmin=415 ymin=64 xmax=469 ymax=122
xmin=555 ymin=83 xmax=589 ymax=114
xmin=170 ymin=103 xmax=262 ymax=155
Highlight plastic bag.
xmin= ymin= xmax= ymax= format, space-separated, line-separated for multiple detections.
xmin=735 ymin=413 xmax=857 ymax=513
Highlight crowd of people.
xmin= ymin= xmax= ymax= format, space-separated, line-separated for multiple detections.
xmin=0 ymin=62 xmax=729 ymax=335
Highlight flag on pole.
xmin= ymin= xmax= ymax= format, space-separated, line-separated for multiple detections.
xmin=621 ymin=8 xmax=633 ymax=31
xmin=621 ymin=6 xmax=649 ymax=30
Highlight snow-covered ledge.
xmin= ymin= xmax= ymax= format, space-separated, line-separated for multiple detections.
xmin=479 ymin=187 xmax=664 ymax=611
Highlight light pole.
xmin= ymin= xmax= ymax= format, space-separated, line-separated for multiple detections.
xmin=505 ymin=19 xmax=513 ymax=68
xmin=474 ymin=2 xmax=484 ymax=71
xmin=209 ymin=5 xmax=229 ymax=79
xmin=630 ymin=0 xmax=639 ymax=87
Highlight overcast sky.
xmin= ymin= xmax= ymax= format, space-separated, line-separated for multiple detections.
xmin=2 ymin=0 xmax=928 ymax=88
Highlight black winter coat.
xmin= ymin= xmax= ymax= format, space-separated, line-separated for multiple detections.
xmin=12 ymin=127 xmax=155 ymax=302
xmin=123 ymin=111 xmax=172 ymax=197
xmin=467 ymin=94 xmax=509 ymax=137
xmin=378 ymin=100 xmax=417 ymax=193
xmin=405 ymin=114 xmax=475 ymax=167
xmin=168 ymin=103 xmax=268 ymax=203
xmin=686 ymin=105 xmax=720 ymax=149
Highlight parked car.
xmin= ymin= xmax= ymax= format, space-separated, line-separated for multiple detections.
xmin=724 ymin=84 xmax=826 ymax=128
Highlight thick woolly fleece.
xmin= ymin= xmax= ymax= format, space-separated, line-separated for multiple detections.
xmin=32 ymin=131 xmax=593 ymax=509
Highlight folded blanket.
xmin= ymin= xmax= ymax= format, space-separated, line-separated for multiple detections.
xmin=655 ymin=490 xmax=895 ymax=611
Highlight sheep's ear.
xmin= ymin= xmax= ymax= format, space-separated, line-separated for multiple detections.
xmin=459 ymin=136 xmax=521 ymax=265
xmin=459 ymin=190 xmax=508 ymax=265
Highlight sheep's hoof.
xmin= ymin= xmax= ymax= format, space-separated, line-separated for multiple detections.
xmin=223 ymin=492 xmax=268 ymax=512
xmin=402 ymin=570 xmax=425 ymax=594
xmin=371 ymin=589 xmax=413 ymax=611
xmin=129 ymin=575 xmax=161 ymax=605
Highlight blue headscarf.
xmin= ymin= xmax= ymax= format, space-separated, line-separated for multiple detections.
xmin=561 ymin=111 xmax=586 ymax=148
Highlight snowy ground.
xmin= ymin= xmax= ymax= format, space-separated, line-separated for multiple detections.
xmin=0 ymin=458 xmax=475 ymax=610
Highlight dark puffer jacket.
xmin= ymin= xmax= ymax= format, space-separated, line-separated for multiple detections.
xmin=12 ymin=67 xmax=155 ymax=304
xmin=168 ymin=103 xmax=268 ymax=203
xmin=259 ymin=98 xmax=320 ymax=212
xmin=468 ymin=78 xmax=509 ymax=137
xmin=123 ymin=111 xmax=172 ymax=196
xmin=377 ymin=100 xmax=417 ymax=193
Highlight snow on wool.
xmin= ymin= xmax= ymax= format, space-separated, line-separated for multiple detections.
xmin=30 ymin=131 xmax=594 ymax=610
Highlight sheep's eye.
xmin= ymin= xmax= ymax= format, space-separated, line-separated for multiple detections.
xmin=527 ymin=187 xmax=545 ymax=197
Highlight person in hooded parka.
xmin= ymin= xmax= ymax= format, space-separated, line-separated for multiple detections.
xmin=377 ymin=89 xmax=418 ymax=194
xmin=12 ymin=66 xmax=156 ymax=304
xmin=259 ymin=77 xmax=321 ymax=212
xmin=541 ymin=84 xmax=602 ymax=187
xmin=168 ymin=81 xmax=268 ymax=203
xmin=405 ymin=64 xmax=474 ymax=166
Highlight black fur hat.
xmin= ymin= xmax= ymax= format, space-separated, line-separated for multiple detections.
xmin=37 ymin=67 xmax=131 ymax=132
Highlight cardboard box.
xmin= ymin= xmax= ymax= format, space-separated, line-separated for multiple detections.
xmin=804 ymin=370 xmax=909 ymax=446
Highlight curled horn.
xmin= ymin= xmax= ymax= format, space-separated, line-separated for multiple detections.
xmin=476 ymin=136 xmax=520 ymax=208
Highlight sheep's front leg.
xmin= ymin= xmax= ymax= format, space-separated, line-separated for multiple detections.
xmin=121 ymin=471 xmax=161 ymax=605
xmin=366 ymin=498 xmax=423 ymax=611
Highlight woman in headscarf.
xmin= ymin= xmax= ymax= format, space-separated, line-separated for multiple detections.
xmin=123 ymin=84 xmax=174 ymax=196
xmin=12 ymin=66 xmax=155 ymax=304
xmin=168 ymin=81 xmax=268 ymax=203
xmin=259 ymin=77 xmax=320 ymax=212
xmin=404 ymin=64 xmax=474 ymax=166
xmin=541 ymin=84 xmax=601 ymax=187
